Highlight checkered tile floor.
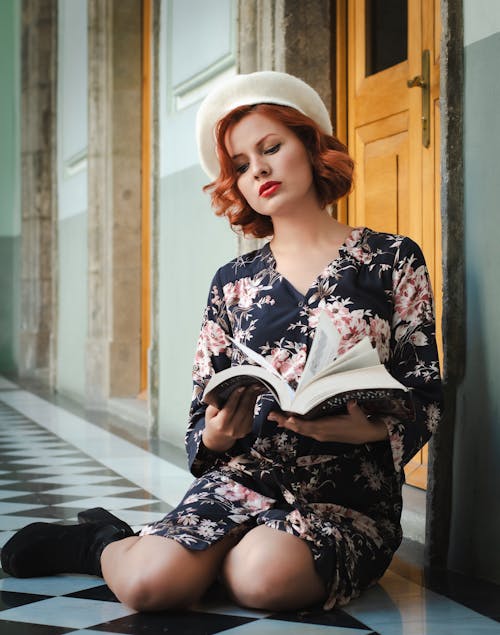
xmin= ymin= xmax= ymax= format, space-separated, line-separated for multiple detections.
xmin=0 ymin=378 xmax=499 ymax=635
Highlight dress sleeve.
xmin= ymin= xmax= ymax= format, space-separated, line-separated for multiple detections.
xmin=185 ymin=270 xmax=233 ymax=476
xmin=382 ymin=237 xmax=443 ymax=473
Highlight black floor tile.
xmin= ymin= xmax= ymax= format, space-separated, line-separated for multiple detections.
xmin=6 ymin=506 xmax=82 ymax=521
xmin=270 ymin=606 xmax=371 ymax=629
xmin=3 ymin=492 xmax=88 ymax=507
xmin=0 ymin=472 xmax=68 ymax=483
xmin=66 ymin=584 xmax=120 ymax=603
xmin=92 ymin=610 xmax=254 ymax=634
xmin=2 ymin=394 xmax=500 ymax=635
xmin=0 ymin=621 xmax=72 ymax=634
xmin=111 ymin=488 xmax=159 ymax=500
xmin=0 ymin=481 xmax=67 ymax=494
xmin=424 ymin=567 xmax=500 ymax=621
xmin=0 ymin=591 xmax=51 ymax=611
xmin=125 ymin=501 xmax=173 ymax=514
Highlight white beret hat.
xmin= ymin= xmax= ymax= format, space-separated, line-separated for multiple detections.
xmin=196 ymin=70 xmax=333 ymax=180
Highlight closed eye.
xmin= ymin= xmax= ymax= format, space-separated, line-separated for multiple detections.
xmin=264 ymin=143 xmax=281 ymax=155
xmin=235 ymin=163 xmax=249 ymax=175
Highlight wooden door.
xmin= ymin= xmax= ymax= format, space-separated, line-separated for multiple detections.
xmin=337 ymin=0 xmax=441 ymax=489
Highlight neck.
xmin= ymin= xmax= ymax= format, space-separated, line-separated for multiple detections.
xmin=270 ymin=206 xmax=349 ymax=254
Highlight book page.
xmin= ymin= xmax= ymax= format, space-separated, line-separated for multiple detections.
xmin=307 ymin=337 xmax=380 ymax=383
xmin=292 ymin=364 xmax=408 ymax=416
xmin=297 ymin=310 xmax=341 ymax=391
xmin=203 ymin=364 xmax=295 ymax=410
xmin=229 ymin=337 xmax=282 ymax=379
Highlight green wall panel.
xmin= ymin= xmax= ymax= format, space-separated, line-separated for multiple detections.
xmin=158 ymin=165 xmax=236 ymax=449
xmin=450 ymin=31 xmax=500 ymax=584
xmin=0 ymin=236 xmax=20 ymax=372
xmin=0 ymin=0 xmax=20 ymax=373
xmin=57 ymin=212 xmax=88 ymax=401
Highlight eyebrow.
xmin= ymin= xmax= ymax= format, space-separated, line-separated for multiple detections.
xmin=230 ymin=133 xmax=279 ymax=160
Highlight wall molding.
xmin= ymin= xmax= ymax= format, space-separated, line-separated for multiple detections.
xmin=165 ymin=0 xmax=236 ymax=114
xmin=172 ymin=58 xmax=236 ymax=111
xmin=63 ymin=147 xmax=88 ymax=178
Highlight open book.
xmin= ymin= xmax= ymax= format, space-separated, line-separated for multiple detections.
xmin=203 ymin=311 xmax=413 ymax=419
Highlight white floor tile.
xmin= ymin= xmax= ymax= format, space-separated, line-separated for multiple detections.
xmin=345 ymin=586 xmax=491 ymax=626
xmin=0 ymin=529 xmax=16 ymax=547
xmin=14 ymin=456 xmax=93 ymax=467
xmin=31 ymin=473 xmax=124 ymax=486
xmin=0 ymin=596 xmax=136 ymax=629
xmin=0 ymin=377 xmax=19 ymax=389
xmin=47 ymin=484 xmax=144 ymax=497
xmin=112 ymin=508 xmax=168 ymax=527
xmin=221 ymin=620 xmax=371 ymax=634
xmin=0 ymin=515 xmax=58 ymax=530
xmin=65 ymin=631 xmax=125 ymax=635
xmin=0 ymin=573 xmax=105 ymax=596
xmin=54 ymin=495 xmax=160 ymax=510
xmin=19 ymin=465 xmax=108 ymax=475
xmin=0 ymin=501 xmax=48 ymax=514
xmin=1 ymin=388 xmax=498 ymax=635
xmin=376 ymin=617 xmax=500 ymax=634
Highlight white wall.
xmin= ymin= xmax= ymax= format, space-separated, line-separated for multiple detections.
xmin=158 ymin=0 xmax=238 ymax=448
xmin=56 ymin=0 xmax=89 ymax=401
xmin=57 ymin=0 xmax=88 ymax=219
xmin=463 ymin=0 xmax=500 ymax=46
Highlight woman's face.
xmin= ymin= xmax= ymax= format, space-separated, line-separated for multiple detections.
xmin=224 ymin=112 xmax=318 ymax=217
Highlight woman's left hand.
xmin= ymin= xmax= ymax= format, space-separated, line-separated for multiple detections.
xmin=267 ymin=400 xmax=389 ymax=444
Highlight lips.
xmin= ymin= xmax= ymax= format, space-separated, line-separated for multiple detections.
xmin=259 ymin=181 xmax=281 ymax=197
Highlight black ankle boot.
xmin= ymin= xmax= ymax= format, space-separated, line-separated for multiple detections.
xmin=1 ymin=518 xmax=134 ymax=578
xmin=77 ymin=507 xmax=132 ymax=532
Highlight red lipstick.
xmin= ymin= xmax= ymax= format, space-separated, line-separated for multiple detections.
xmin=259 ymin=181 xmax=281 ymax=197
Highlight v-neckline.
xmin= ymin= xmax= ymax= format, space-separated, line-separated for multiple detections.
xmin=264 ymin=227 xmax=364 ymax=299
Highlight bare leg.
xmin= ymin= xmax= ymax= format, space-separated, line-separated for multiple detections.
xmin=221 ymin=525 xmax=326 ymax=611
xmin=101 ymin=533 xmax=238 ymax=612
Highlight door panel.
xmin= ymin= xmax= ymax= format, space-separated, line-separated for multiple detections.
xmin=355 ymin=112 xmax=409 ymax=233
xmin=342 ymin=0 xmax=441 ymax=489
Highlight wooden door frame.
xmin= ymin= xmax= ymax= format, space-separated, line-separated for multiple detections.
xmin=333 ymin=0 xmax=465 ymax=566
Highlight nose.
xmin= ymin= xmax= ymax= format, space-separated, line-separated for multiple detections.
xmin=252 ymin=156 xmax=270 ymax=179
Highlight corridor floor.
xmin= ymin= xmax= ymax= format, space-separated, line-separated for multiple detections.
xmin=0 ymin=377 xmax=498 ymax=635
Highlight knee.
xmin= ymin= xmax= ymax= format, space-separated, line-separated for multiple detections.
xmin=223 ymin=553 xmax=293 ymax=610
xmin=232 ymin=574 xmax=281 ymax=610
xmin=112 ymin=569 xmax=202 ymax=612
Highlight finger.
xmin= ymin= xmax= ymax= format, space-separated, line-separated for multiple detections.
xmin=346 ymin=400 xmax=360 ymax=414
xmin=205 ymin=404 xmax=220 ymax=421
xmin=346 ymin=400 xmax=369 ymax=425
xmin=222 ymin=386 xmax=246 ymax=415
xmin=267 ymin=410 xmax=284 ymax=422
xmin=239 ymin=385 xmax=265 ymax=411
xmin=211 ymin=388 xmax=246 ymax=430
xmin=279 ymin=415 xmax=303 ymax=433
xmin=230 ymin=387 xmax=262 ymax=430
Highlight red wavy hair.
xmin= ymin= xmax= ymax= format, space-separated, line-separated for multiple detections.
xmin=203 ymin=103 xmax=354 ymax=238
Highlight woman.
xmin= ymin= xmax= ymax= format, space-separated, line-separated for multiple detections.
xmin=1 ymin=71 xmax=442 ymax=612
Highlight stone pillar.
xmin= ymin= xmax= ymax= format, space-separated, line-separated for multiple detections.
xmin=19 ymin=0 xmax=58 ymax=386
xmin=236 ymin=0 xmax=332 ymax=255
xmin=277 ymin=0 xmax=332 ymax=107
xmin=86 ymin=0 xmax=142 ymax=405
xmin=148 ymin=0 xmax=162 ymax=436
xmin=425 ymin=0 xmax=464 ymax=569
xmin=238 ymin=0 xmax=332 ymax=117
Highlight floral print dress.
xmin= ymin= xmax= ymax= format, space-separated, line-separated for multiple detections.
xmin=140 ymin=227 xmax=443 ymax=610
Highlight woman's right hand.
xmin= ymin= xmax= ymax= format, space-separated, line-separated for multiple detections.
xmin=202 ymin=386 xmax=263 ymax=453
